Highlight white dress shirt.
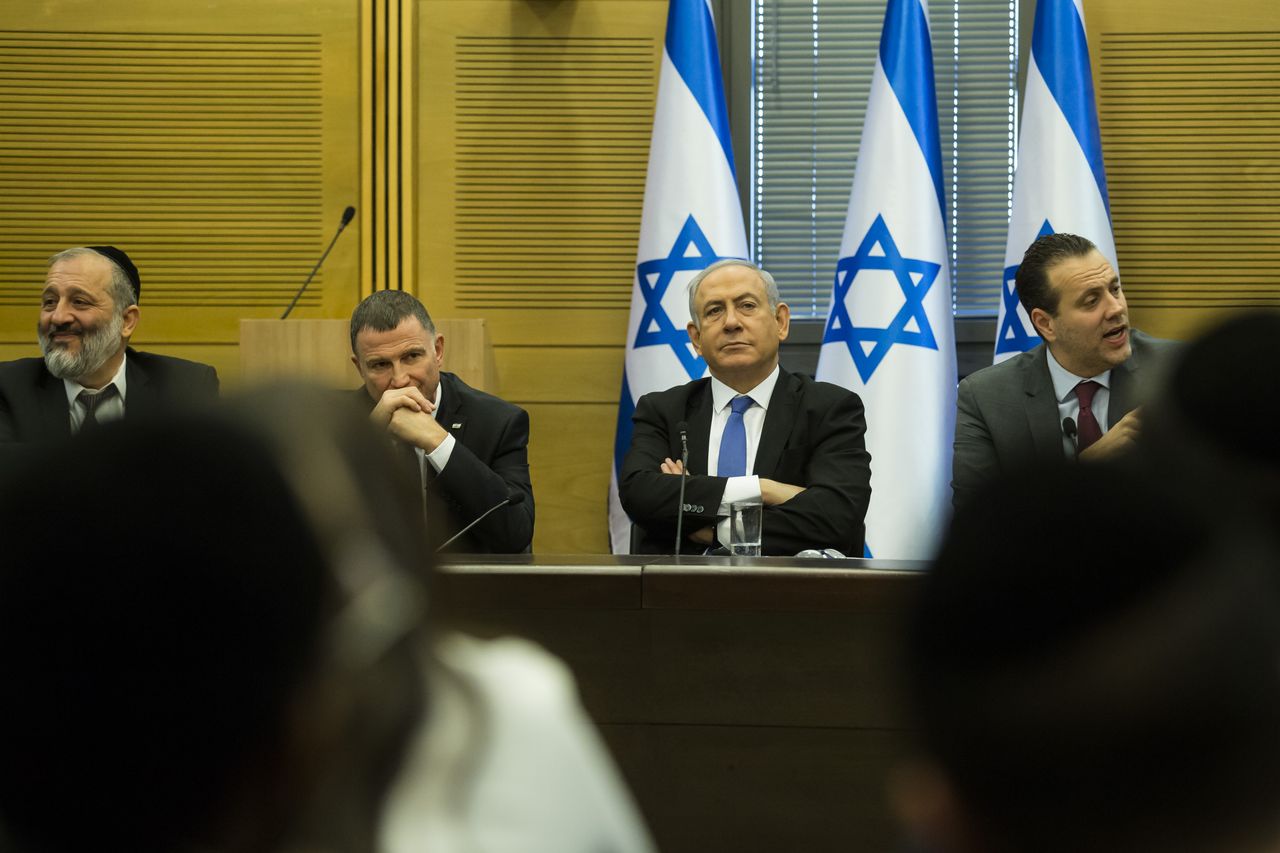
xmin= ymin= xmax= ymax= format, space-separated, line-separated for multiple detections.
xmin=705 ymin=365 xmax=781 ymax=546
xmin=381 ymin=634 xmax=656 ymax=853
xmin=63 ymin=354 xmax=128 ymax=433
xmin=1045 ymin=346 xmax=1113 ymax=458
xmin=413 ymin=380 xmax=457 ymax=482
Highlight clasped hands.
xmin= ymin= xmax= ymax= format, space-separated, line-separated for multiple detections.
xmin=371 ymin=387 xmax=448 ymax=452
xmin=659 ymin=457 xmax=805 ymax=545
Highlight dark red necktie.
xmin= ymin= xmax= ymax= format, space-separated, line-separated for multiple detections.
xmin=1075 ymin=380 xmax=1103 ymax=451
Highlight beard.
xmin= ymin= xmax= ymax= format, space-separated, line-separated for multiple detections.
xmin=39 ymin=310 xmax=125 ymax=382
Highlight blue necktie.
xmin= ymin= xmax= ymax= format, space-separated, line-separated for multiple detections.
xmin=717 ymin=395 xmax=754 ymax=477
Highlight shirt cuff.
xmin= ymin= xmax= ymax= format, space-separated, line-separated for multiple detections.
xmin=425 ymin=431 xmax=456 ymax=473
xmin=716 ymin=475 xmax=761 ymax=550
xmin=717 ymin=475 xmax=761 ymax=516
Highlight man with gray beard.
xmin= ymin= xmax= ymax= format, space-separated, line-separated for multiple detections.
xmin=0 ymin=246 xmax=218 ymax=452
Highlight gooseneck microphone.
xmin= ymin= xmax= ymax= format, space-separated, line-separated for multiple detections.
xmin=1063 ymin=416 xmax=1079 ymax=457
xmin=674 ymin=421 xmax=690 ymax=555
xmin=435 ymin=491 xmax=525 ymax=552
xmin=281 ymin=205 xmax=357 ymax=319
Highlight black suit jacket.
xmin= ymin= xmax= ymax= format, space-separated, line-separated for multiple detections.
xmin=354 ymin=371 xmax=534 ymax=554
xmin=620 ymin=367 xmax=872 ymax=556
xmin=951 ymin=329 xmax=1180 ymax=510
xmin=0 ymin=349 xmax=219 ymax=473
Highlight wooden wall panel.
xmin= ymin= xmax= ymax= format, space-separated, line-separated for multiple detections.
xmin=1087 ymin=0 xmax=1280 ymax=339
xmin=0 ymin=0 xmax=362 ymax=358
xmin=524 ymin=401 xmax=619 ymax=553
xmin=494 ymin=345 xmax=620 ymax=403
xmin=417 ymin=1 xmax=665 ymax=553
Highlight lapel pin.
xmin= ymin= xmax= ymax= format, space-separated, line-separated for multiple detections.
xmin=452 ymin=423 xmax=462 ymax=429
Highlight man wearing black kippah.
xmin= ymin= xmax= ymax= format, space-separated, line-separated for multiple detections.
xmin=0 ymin=246 xmax=219 ymax=452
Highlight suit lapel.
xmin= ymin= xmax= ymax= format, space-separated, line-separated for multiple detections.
xmin=38 ymin=366 xmax=72 ymax=438
xmin=754 ymin=368 xmax=795 ymax=476
xmin=428 ymin=374 xmax=467 ymax=487
xmin=1109 ymin=345 xmax=1141 ymax=427
xmin=123 ymin=351 xmax=153 ymax=421
xmin=684 ymin=381 xmax=713 ymax=475
xmin=1021 ymin=348 xmax=1066 ymax=465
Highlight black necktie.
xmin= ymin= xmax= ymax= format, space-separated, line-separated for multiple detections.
xmin=77 ymin=384 xmax=118 ymax=432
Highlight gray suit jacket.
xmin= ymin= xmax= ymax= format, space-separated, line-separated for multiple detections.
xmin=952 ymin=329 xmax=1179 ymax=510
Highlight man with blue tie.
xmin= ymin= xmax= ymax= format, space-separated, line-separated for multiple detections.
xmin=620 ymin=259 xmax=872 ymax=555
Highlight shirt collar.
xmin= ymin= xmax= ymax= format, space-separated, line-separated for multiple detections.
xmin=1045 ymin=345 xmax=1111 ymax=404
xmin=62 ymin=350 xmax=129 ymax=407
xmin=710 ymin=364 xmax=781 ymax=414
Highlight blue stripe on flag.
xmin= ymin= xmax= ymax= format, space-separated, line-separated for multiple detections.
xmin=879 ymin=0 xmax=946 ymax=222
xmin=613 ymin=371 xmax=636 ymax=478
xmin=665 ymin=0 xmax=737 ymax=175
xmin=1032 ymin=0 xmax=1111 ymax=214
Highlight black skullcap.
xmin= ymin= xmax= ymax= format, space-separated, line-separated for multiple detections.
xmin=86 ymin=245 xmax=140 ymax=302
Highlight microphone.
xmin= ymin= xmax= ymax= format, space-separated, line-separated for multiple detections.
xmin=281 ymin=205 xmax=357 ymax=319
xmin=674 ymin=421 xmax=690 ymax=555
xmin=435 ymin=491 xmax=525 ymax=552
xmin=1063 ymin=416 xmax=1078 ymax=456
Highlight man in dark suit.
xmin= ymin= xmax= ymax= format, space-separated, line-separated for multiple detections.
xmin=952 ymin=233 xmax=1179 ymax=510
xmin=620 ymin=259 xmax=871 ymax=556
xmin=349 ymin=290 xmax=534 ymax=553
xmin=0 ymin=246 xmax=219 ymax=456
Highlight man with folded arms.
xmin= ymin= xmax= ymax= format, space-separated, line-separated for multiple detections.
xmin=620 ymin=259 xmax=871 ymax=556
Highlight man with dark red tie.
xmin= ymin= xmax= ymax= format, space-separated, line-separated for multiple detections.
xmin=951 ymin=232 xmax=1179 ymax=510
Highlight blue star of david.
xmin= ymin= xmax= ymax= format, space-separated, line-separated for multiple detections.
xmin=822 ymin=214 xmax=940 ymax=383
xmin=995 ymin=219 xmax=1053 ymax=356
xmin=633 ymin=215 xmax=734 ymax=380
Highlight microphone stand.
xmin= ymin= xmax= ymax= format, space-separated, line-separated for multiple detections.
xmin=674 ymin=423 xmax=690 ymax=555
xmin=281 ymin=206 xmax=356 ymax=319
xmin=435 ymin=493 xmax=523 ymax=552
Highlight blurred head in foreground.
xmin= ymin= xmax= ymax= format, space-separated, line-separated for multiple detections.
xmin=898 ymin=464 xmax=1280 ymax=853
xmin=0 ymin=386 xmax=429 ymax=853
xmin=1144 ymin=309 xmax=1280 ymax=525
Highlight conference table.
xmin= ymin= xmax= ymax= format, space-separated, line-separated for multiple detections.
xmin=434 ymin=554 xmax=926 ymax=853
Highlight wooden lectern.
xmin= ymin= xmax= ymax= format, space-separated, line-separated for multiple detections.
xmin=239 ymin=318 xmax=497 ymax=392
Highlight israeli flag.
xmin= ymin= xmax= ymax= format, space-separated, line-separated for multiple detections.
xmin=995 ymin=0 xmax=1115 ymax=362
xmin=608 ymin=0 xmax=748 ymax=553
xmin=813 ymin=0 xmax=956 ymax=560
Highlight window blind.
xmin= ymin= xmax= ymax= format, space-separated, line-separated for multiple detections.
xmin=752 ymin=0 xmax=1016 ymax=318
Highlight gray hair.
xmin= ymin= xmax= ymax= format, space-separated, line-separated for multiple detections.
xmin=47 ymin=248 xmax=136 ymax=317
xmin=349 ymin=290 xmax=436 ymax=353
xmin=686 ymin=259 xmax=781 ymax=328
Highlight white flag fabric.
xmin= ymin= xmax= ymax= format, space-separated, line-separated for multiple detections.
xmin=994 ymin=0 xmax=1115 ymax=362
xmin=608 ymin=0 xmax=748 ymax=554
xmin=813 ymin=0 xmax=957 ymax=560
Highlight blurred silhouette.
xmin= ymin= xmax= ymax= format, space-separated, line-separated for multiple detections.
xmin=0 ymin=386 xmax=425 ymax=852
xmin=896 ymin=462 xmax=1280 ymax=853
xmin=0 ymin=386 xmax=652 ymax=853
xmin=1143 ymin=309 xmax=1280 ymax=526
